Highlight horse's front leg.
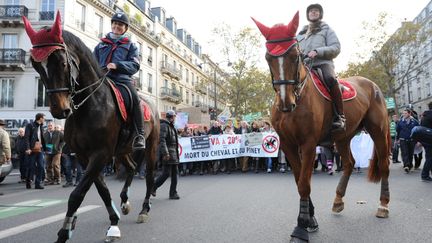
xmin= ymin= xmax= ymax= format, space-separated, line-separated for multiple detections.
xmin=94 ymin=174 xmax=122 ymax=242
xmin=55 ymin=158 xmax=105 ymax=243
xmin=290 ymin=145 xmax=316 ymax=243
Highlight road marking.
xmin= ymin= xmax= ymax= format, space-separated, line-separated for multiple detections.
xmin=0 ymin=205 xmax=101 ymax=240
xmin=0 ymin=199 xmax=66 ymax=219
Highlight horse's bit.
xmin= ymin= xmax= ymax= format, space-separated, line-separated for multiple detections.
xmin=32 ymin=43 xmax=108 ymax=110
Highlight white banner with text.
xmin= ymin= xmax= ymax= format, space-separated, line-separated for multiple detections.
xmin=179 ymin=132 xmax=280 ymax=163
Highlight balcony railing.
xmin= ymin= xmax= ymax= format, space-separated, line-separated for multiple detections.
xmin=99 ymin=0 xmax=115 ymax=8
xmin=195 ymin=83 xmax=207 ymax=94
xmin=0 ymin=48 xmax=26 ymax=71
xmin=160 ymin=61 xmax=182 ymax=80
xmin=39 ymin=11 xmax=54 ymax=21
xmin=160 ymin=87 xmax=182 ymax=103
xmin=0 ymin=5 xmax=28 ymax=19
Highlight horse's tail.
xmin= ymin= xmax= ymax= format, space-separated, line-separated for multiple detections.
xmin=367 ymin=126 xmax=391 ymax=183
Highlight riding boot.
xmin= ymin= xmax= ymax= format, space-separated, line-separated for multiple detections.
xmin=132 ymin=99 xmax=146 ymax=150
xmin=329 ymin=85 xmax=346 ymax=131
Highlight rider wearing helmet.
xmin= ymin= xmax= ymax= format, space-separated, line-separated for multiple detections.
xmin=298 ymin=4 xmax=344 ymax=131
xmin=152 ymin=110 xmax=180 ymax=200
xmin=94 ymin=12 xmax=146 ymax=150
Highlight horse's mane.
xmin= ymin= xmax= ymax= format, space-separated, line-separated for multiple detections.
xmin=62 ymin=30 xmax=102 ymax=77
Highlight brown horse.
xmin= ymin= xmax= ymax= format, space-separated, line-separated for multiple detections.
xmin=23 ymin=12 xmax=159 ymax=242
xmin=253 ymin=12 xmax=390 ymax=242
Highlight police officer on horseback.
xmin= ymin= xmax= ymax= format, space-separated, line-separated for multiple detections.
xmin=298 ymin=3 xmax=345 ymax=131
xmin=94 ymin=12 xmax=146 ymax=150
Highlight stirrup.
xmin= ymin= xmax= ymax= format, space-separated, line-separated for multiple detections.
xmin=132 ymin=134 xmax=146 ymax=150
xmin=332 ymin=115 xmax=346 ymax=130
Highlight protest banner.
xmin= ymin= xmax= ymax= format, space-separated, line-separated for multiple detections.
xmin=178 ymin=132 xmax=279 ymax=163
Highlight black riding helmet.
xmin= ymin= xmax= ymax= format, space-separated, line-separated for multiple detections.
xmin=306 ymin=3 xmax=323 ymax=21
xmin=111 ymin=12 xmax=129 ymax=26
xmin=166 ymin=110 xmax=176 ymax=119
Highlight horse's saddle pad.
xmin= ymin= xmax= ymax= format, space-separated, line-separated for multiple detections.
xmin=311 ymin=71 xmax=356 ymax=101
xmin=107 ymin=80 xmax=151 ymax=122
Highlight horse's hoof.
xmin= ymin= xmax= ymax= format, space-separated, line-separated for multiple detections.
xmin=104 ymin=236 xmax=121 ymax=242
xmin=105 ymin=226 xmax=121 ymax=242
xmin=307 ymin=216 xmax=319 ymax=233
xmin=136 ymin=213 xmax=150 ymax=224
xmin=332 ymin=202 xmax=344 ymax=213
xmin=290 ymin=236 xmax=308 ymax=243
xmin=121 ymin=201 xmax=131 ymax=215
xmin=376 ymin=206 xmax=389 ymax=218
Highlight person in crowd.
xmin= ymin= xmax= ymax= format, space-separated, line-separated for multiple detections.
xmin=237 ymin=121 xmax=251 ymax=172
xmin=333 ymin=144 xmax=342 ymax=172
xmin=298 ymin=3 xmax=343 ymax=131
xmin=207 ymin=121 xmax=223 ymax=174
xmin=261 ymin=121 xmax=275 ymax=173
xmin=195 ymin=127 xmax=209 ymax=175
xmin=93 ymin=12 xmax=145 ymax=150
xmin=419 ymin=102 xmax=432 ymax=181
xmin=396 ymin=109 xmax=419 ymax=173
xmin=221 ymin=124 xmax=235 ymax=174
xmin=390 ymin=114 xmax=401 ymax=163
xmin=180 ymin=126 xmax=193 ymax=176
xmin=24 ymin=113 xmax=46 ymax=189
xmin=152 ymin=110 xmax=180 ymax=200
xmin=43 ymin=122 xmax=65 ymax=185
xmin=251 ymin=121 xmax=262 ymax=173
xmin=413 ymin=142 xmax=423 ymax=170
xmin=62 ymin=143 xmax=83 ymax=187
xmin=15 ymin=127 xmax=28 ymax=183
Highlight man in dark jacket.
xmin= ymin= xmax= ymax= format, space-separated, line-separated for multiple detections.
xmin=94 ymin=12 xmax=145 ymax=150
xmin=43 ymin=122 xmax=65 ymax=185
xmin=15 ymin=127 xmax=28 ymax=182
xmin=420 ymin=102 xmax=432 ymax=181
xmin=152 ymin=110 xmax=180 ymax=199
xmin=396 ymin=109 xmax=419 ymax=173
xmin=24 ymin=113 xmax=46 ymax=189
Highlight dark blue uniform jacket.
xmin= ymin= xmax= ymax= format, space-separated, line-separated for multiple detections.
xmin=93 ymin=34 xmax=140 ymax=83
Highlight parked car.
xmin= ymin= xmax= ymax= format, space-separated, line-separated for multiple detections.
xmin=0 ymin=162 xmax=12 ymax=183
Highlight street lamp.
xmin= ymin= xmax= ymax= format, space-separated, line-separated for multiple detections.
xmin=212 ymin=61 xmax=231 ymax=120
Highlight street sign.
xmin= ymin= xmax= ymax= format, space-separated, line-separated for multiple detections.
xmin=385 ymin=97 xmax=395 ymax=109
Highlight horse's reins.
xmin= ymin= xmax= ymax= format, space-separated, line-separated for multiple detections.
xmin=32 ymin=43 xmax=109 ymax=110
xmin=266 ymin=38 xmax=309 ymax=101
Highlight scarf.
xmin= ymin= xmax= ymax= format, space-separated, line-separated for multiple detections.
xmin=306 ymin=21 xmax=322 ymax=37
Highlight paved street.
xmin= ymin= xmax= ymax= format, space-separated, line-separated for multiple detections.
xmin=0 ymin=163 xmax=431 ymax=243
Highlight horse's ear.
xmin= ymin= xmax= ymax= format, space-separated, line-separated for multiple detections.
xmin=51 ymin=10 xmax=62 ymax=40
xmin=22 ymin=15 xmax=36 ymax=41
xmin=251 ymin=17 xmax=270 ymax=38
xmin=287 ymin=11 xmax=299 ymax=36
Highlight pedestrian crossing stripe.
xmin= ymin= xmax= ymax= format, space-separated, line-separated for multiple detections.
xmin=0 ymin=199 xmax=66 ymax=219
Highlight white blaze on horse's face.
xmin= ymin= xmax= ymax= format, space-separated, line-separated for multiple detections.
xmin=278 ymin=56 xmax=287 ymax=105
xmin=41 ymin=60 xmax=49 ymax=79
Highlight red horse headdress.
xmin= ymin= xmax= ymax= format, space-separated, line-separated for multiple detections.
xmin=22 ymin=10 xmax=64 ymax=62
xmin=251 ymin=11 xmax=299 ymax=56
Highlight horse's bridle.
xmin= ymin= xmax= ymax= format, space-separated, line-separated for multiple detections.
xmin=267 ymin=38 xmax=308 ymax=101
xmin=32 ymin=43 xmax=108 ymax=110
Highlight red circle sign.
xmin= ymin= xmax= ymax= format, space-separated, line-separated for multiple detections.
xmin=262 ymin=135 xmax=279 ymax=153
xmin=178 ymin=144 xmax=183 ymax=156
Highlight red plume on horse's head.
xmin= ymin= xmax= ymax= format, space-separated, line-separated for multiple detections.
xmin=22 ymin=10 xmax=65 ymax=62
xmin=252 ymin=11 xmax=300 ymax=56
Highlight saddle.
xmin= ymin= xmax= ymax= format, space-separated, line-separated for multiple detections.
xmin=107 ymin=79 xmax=151 ymax=122
xmin=310 ymin=69 xmax=357 ymax=101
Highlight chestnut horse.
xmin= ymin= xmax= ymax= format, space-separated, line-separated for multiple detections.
xmin=23 ymin=12 xmax=159 ymax=243
xmin=253 ymin=12 xmax=390 ymax=242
